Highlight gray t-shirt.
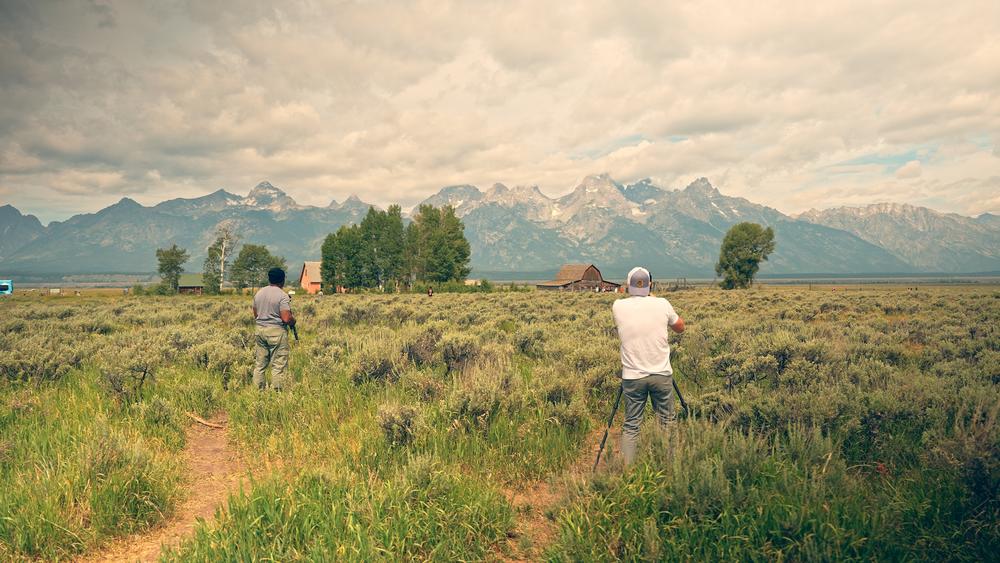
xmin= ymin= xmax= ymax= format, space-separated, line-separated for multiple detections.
xmin=253 ymin=285 xmax=291 ymax=328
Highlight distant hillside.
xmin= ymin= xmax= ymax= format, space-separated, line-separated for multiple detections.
xmin=0 ymin=205 xmax=45 ymax=262
xmin=0 ymin=182 xmax=373 ymax=275
xmin=797 ymin=203 xmax=1000 ymax=272
xmin=1 ymin=177 xmax=997 ymax=278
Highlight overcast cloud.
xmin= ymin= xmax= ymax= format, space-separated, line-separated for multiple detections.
xmin=1 ymin=0 xmax=998 ymax=223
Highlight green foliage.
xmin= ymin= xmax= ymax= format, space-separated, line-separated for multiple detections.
xmin=229 ymin=244 xmax=286 ymax=290
xmin=164 ymin=460 xmax=513 ymax=561
xmin=0 ymin=374 xmax=183 ymax=559
xmin=360 ymin=205 xmax=406 ymax=287
xmin=321 ymin=223 xmax=366 ymax=290
xmin=320 ymin=206 xmax=406 ymax=291
xmin=156 ymin=244 xmax=189 ymax=293
xmin=716 ymin=222 xmax=776 ymax=289
xmin=406 ymin=204 xmax=471 ymax=283
xmin=321 ymin=204 xmax=470 ymax=291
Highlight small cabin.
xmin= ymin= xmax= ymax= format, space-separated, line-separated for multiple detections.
xmin=299 ymin=261 xmax=322 ymax=294
xmin=536 ymin=264 xmax=620 ymax=292
xmin=178 ymin=273 xmax=205 ymax=295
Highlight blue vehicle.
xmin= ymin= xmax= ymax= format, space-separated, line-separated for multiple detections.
xmin=0 ymin=280 xmax=11 ymax=295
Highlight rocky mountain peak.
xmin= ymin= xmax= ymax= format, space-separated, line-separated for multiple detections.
xmin=338 ymin=194 xmax=370 ymax=211
xmin=243 ymin=181 xmax=297 ymax=210
xmin=578 ymin=173 xmax=620 ymax=192
xmin=620 ymin=178 xmax=666 ymax=204
xmin=114 ymin=197 xmax=142 ymax=209
xmin=0 ymin=204 xmax=31 ymax=220
xmin=860 ymin=202 xmax=923 ymax=216
xmin=248 ymin=181 xmax=281 ymax=196
xmin=485 ymin=183 xmax=509 ymax=197
xmin=684 ymin=177 xmax=719 ymax=196
xmin=415 ymin=184 xmax=483 ymax=215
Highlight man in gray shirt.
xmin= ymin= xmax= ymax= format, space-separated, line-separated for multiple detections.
xmin=252 ymin=267 xmax=296 ymax=390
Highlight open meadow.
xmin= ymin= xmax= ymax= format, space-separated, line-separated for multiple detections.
xmin=1 ymin=286 xmax=998 ymax=561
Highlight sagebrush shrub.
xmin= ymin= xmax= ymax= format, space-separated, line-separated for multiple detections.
xmin=441 ymin=335 xmax=479 ymax=373
xmin=377 ymin=404 xmax=420 ymax=446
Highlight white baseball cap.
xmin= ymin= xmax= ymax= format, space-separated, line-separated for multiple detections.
xmin=626 ymin=267 xmax=651 ymax=296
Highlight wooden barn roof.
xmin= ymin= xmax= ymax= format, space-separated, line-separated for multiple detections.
xmin=554 ymin=263 xmax=594 ymax=282
xmin=536 ymin=263 xmax=619 ymax=287
xmin=300 ymin=261 xmax=321 ymax=283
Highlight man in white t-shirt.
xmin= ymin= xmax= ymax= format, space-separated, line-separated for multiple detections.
xmin=611 ymin=266 xmax=685 ymax=465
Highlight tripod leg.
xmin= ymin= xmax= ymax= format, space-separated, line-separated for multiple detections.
xmin=672 ymin=377 xmax=688 ymax=416
xmin=593 ymin=383 xmax=624 ymax=471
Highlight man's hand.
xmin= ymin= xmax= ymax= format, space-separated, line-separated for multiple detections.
xmin=670 ymin=317 xmax=685 ymax=333
xmin=280 ymin=310 xmax=296 ymax=327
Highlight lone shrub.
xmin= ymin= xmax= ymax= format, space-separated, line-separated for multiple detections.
xmin=515 ymin=329 xmax=545 ymax=358
xmin=406 ymin=326 xmax=442 ymax=366
xmin=377 ymin=404 xmax=421 ymax=446
xmin=351 ymin=348 xmax=402 ymax=385
xmin=441 ymin=335 xmax=479 ymax=373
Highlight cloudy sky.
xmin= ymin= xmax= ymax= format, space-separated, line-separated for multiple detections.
xmin=1 ymin=0 xmax=998 ymax=224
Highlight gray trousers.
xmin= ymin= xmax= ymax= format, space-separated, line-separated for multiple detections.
xmin=254 ymin=325 xmax=289 ymax=390
xmin=621 ymin=374 xmax=676 ymax=465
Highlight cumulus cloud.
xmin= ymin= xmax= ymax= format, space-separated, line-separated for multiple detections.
xmin=895 ymin=160 xmax=922 ymax=179
xmin=0 ymin=0 xmax=998 ymax=223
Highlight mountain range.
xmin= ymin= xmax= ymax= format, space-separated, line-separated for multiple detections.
xmin=1 ymin=176 xmax=998 ymax=279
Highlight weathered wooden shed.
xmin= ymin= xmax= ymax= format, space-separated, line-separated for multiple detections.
xmin=536 ymin=264 xmax=620 ymax=292
xmin=177 ymin=273 xmax=205 ymax=295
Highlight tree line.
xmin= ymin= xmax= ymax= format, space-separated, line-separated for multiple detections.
xmin=152 ymin=204 xmax=470 ymax=294
xmin=154 ymin=208 xmax=767 ymax=294
xmin=153 ymin=222 xmax=285 ymax=294
xmin=321 ymin=204 xmax=470 ymax=291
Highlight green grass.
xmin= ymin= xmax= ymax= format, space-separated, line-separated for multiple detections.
xmin=0 ymin=371 xmax=184 ymax=560
xmin=0 ymin=287 xmax=997 ymax=560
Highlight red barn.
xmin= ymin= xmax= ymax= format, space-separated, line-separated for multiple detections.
xmin=536 ymin=264 xmax=620 ymax=292
xmin=299 ymin=261 xmax=322 ymax=294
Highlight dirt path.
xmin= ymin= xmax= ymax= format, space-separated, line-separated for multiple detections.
xmin=80 ymin=414 xmax=244 ymax=563
xmin=503 ymin=427 xmax=619 ymax=561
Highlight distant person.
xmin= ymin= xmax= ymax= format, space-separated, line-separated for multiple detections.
xmin=427 ymin=287 xmax=434 ymax=297
xmin=611 ymin=266 xmax=685 ymax=466
xmin=252 ymin=267 xmax=296 ymax=391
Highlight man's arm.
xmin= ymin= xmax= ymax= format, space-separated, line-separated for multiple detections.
xmin=280 ymin=309 xmax=296 ymax=327
xmin=670 ymin=316 xmax=685 ymax=333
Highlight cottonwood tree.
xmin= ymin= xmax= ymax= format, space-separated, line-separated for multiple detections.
xmin=203 ymin=223 xmax=241 ymax=294
xmin=321 ymin=205 xmax=409 ymax=291
xmin=320 ymin=203 xmax=470 ymax=292
xmin=321 ymin=224 xmax=365 ymax=290
xmin=360 ymin=205 xmax=406 ymax=288
xmin=716 ymin=222 xmax=776 ymax=289
xmin=156 ymin=244 xmax=189 ymax=293
xmin=230 ymin=244 xmax=286 ymax=291
xmin=405 ymin=205 xmax=471 ymax=283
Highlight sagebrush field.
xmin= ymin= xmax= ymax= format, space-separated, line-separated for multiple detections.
xmin=1 ymin=286 xmax=998 ymax=561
